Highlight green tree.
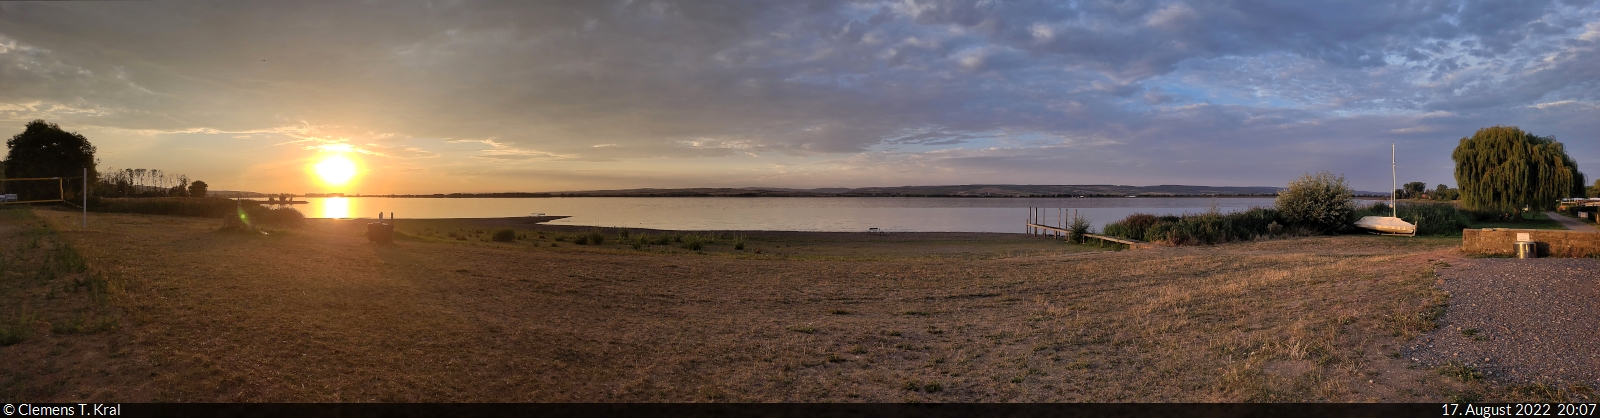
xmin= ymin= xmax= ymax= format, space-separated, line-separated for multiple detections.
xmin=1275 ymin=171 xmax=1355 ymax=233
xmin=1403 ymin=181 xmax=1427 ymax=199
xmin=4 ymin=120 xmax=97 ymax=201
xmin=188 ymin=180 xmax=209 ymax=198
xmin=1589 ymin=179 xmax=1600 ymax=198
xmin=1431 ymin=184 xmax=1460 ymax=201
xmin=1452 ymin=126 xmax=1585 ymax=218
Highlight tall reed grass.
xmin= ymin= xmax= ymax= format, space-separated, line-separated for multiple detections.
xmin=94 ymin=197 xmax=240 ymax=217
xmin=1357 ymin=202 xmax=1477 ymax=236
xmin=1104 ymin=202 xmax=1483 ymax=245
xmin=1102 ymin=208 xmax=1291 ymax=245
xmin=93 ymin=197 xmax=305 ymax=228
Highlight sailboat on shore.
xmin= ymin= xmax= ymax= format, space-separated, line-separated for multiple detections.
xmin=1354 ymin=144 xmax=1418 ymax=236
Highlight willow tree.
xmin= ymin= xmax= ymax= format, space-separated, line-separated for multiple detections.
xmin=1451 ymin=126 xmax=1585 ymax=217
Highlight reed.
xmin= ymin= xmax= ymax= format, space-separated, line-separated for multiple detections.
xmin=1102 ymin=208 xmax=1288 ymax=245
xmin=94 ymin=197 xmax=240 ymax=217
xmin=1356 ymin=202 xmax=1476 ymax=236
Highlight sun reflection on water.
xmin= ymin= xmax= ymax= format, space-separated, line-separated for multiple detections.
xmin=321 ymin=197 xmax=349 ymax=219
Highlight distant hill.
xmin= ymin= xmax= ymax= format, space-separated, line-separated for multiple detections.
xmin=538 ymin=185 xmax=1396 ymax=197
xmin=541 ymin=184 xmax=1300 ymax=197
xmin=214 ymin=185 xmax=1392 ymax=198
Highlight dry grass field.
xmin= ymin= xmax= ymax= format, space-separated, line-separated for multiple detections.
xmin=0 ymin=206 xmax=1574 ymax=402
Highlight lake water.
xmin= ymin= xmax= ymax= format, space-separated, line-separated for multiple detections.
xmin=301 ymin=196 xmax=1281 ymax=233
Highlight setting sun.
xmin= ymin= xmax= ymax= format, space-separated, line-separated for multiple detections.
xmin=314 ymin=154 xmax=357 ymax=186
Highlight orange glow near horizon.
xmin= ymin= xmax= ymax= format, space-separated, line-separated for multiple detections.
xmin=313 ymin=154 xmax=358 ymax=187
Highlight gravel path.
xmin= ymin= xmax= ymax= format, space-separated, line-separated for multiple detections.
xmin=1408 ymin=258 xmax=1600 ymax=387
xmin=1546 ymin=211 xmax=1599 ymax=232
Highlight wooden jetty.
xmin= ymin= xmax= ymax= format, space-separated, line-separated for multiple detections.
xmin=1027 ymin=223 xmax=1155 ymax=249
xmin=1026 ymin=207 xmax=1155 ymax=249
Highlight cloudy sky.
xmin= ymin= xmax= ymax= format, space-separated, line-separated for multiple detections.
xmin=2 ymin=0 xmax=1597 ymax=194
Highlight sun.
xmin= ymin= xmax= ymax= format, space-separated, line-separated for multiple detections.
xmin=314 ymin=154 xmax=358 ymax=186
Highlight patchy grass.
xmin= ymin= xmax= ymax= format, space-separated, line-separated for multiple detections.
xmin=10 ymin=208 xmax=1570 ymax=402
xmin=0 ymin=206 xmax=146 ymax=400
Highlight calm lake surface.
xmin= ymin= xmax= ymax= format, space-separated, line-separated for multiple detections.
xmin=302 ymin=196 xmax=1280 ymax=233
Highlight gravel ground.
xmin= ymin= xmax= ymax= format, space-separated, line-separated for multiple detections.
xmin=1410 ymin=257 xmax=1600 ymax=387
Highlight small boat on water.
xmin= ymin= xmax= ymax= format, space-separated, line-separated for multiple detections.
xmin=1355 ymin=143 xmax=1417 ymax=236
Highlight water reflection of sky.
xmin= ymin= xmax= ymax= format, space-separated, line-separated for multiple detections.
xmin=299 ymin=197 xmax=1285 ymax=233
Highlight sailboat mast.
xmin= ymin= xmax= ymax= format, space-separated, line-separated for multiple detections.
xmin=1391 ymin=143 xmax=1397 ymax=218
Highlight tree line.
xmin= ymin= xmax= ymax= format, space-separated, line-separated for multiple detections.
xmin=1393 ymin=181 xmax=1460 ymax=201
xmin=96 ymin=167 xmax=208 ymax=198
xmin=3 ymin=120 xmax=207 ymax=201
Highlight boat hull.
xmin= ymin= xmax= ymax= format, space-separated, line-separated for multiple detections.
xmin=1355 ymin=216 xmax=1416 ymax=235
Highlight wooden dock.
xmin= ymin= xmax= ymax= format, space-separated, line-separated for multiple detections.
xmin=1026 ymin=223 xmax=1156 ymax=249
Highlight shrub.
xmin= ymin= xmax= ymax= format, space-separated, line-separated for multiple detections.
xmin=492 ymin=229 xmax=516 ymax=242
xmin=680 ymin=233 xmax=713 ymax=250
xmin=1276 ymin=171 xmax=1355 ymax=233
xmin=734 ymin=236 xmax=747 ymax=250
xmin=573 ymin=235 xmax=589 ymax=245
xmin=585 ymin=230 xmax=606 ymax=245
xmin=1067 ymin=212 xmax=1091 ymax=243
xmin=242 ymin=206 xmax=306 ymax=228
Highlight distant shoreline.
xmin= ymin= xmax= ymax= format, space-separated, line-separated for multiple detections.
xmin=222 ymin=184 xmax=1404 ymax=198
xmin=296 ymin=194 xmax=1301 ymax=198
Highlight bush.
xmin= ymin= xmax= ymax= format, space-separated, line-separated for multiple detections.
xmin=585 ymin=230 xmax=605 ymax=245
xmin=680 ymin=233 xmax=712 ymax=251
xmin=1276 ymin=171 xmax=1356 ymax=233
xmin=492 ymin=229 xmax=516 ymax=242
xmin=1066 ymin=212 xmax=1092 ymax=243
xmin=242 ymin=205 xmax=306 ymax=228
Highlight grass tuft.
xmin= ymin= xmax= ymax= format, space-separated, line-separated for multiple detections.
xmin=1439 ymin=362 xmax=1483 ymax=383
xmin=0 ymin=306 xmax=37 ymax=346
